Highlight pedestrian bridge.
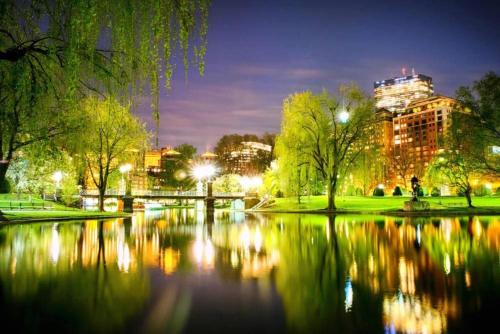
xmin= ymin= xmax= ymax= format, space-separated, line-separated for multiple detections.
xmin=80 ymin=189 xmax=246 ymax=200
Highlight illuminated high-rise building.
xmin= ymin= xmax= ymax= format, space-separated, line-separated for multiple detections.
xmin=374 ymin=73 xmax=433 ymax=114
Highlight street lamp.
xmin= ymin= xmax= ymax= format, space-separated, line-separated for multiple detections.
xmin=119 ymin=163 xmax=132 ymax=195
xmin=52 ymin=171 xmax=63 ymax=200
xmin=338 ymin=97 xmax=349 ymax=123
xmin=191 ymin=163 xmax=217 ymax=217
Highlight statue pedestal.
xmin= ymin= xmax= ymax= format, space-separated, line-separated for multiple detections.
xmin=119 ymin=196 xmax=134 ymax=213
xmin=404 ymin=200 xmax=430 ymax=212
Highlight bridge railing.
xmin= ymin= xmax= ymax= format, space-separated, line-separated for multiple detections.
xmin=80 ymin=189 xmax=245 ymax=198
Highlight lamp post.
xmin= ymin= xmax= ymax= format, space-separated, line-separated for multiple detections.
xmin=119 ymin=163 xmax=132 ymax=195
xmin=52 ymin=171 xmax=63 ymax=201
xmin=192 ymin=163 xmax=216 ymax=220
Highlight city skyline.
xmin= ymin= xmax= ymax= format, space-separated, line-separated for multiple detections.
xmin=137 ymin=0 xmax=500 ymax=151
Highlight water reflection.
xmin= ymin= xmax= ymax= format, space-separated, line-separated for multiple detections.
xmin=0 ymin=210 xmax=498 ymax=333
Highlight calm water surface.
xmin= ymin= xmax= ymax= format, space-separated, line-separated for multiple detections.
xmin=0 ymin=210 xmax=499 ymax=333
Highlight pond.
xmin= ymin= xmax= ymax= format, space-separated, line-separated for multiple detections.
xmin=0 ymin=210 xmax=499 ymax=333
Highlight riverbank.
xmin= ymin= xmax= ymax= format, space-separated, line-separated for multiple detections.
xmin=255 ymin=195 xmax=500 ymax=216
xmin=0 ymin=210 xmax=131 ymax=224
xmin=0 ymin=194 xmax=130 ymax=223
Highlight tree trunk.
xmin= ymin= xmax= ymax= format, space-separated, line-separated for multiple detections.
xmin=0 ymin=161 xmax=10 ymax=192
xmin=98 ymin=187 xmax=105 ymax=212
xmin=465 ymin=186 xmax=474 ymax=208
xmin=327 ymin=182 xmax=336 ymax=211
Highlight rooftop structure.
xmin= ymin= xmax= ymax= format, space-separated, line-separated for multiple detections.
xmin=374 ymin=73 xmax=434 ymax=114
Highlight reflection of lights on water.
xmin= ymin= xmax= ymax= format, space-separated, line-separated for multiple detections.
xmin=117 ymin=243 xmax=131 ymax=273
xmin=231 ymin=250 xmax=239 ymax=268
xmin=399 ymin=257 xmax=415 ymax=294
xmin=241 ymin=226 xmax=251 ymax=250
xmin=193 ymin=238 xmax=215 ymax=269
xmin=465 ymin=271 xmax=471 ymax=288
xmin=472 ymin=218 xmax=482 ymax=238
xmin=368 ymin=254 xmax=375 ymax=274
xmin=444 ymin=253 xmax=451 ymax=275
xmin=416 ymin=224 xmax=421 ymax=246
xmin=162 ymin=247 xmax=180 ymax=274
xmin=442 ymin=219 xmax=452 ymax=242
xmin=344 ymin=278 xmax=353 ymax=312
xmin=255 ymin=227 xmax=262 ymax=253
xmin=50 ymin=225 xmax=60 ymax=264
xmin=117 ymin=227 xmax=131 ymax=273
xmin=383 ymin=294 xmax=447 ymax=334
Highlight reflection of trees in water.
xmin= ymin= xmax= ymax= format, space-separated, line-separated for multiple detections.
xmin=0 ymin=212 xmax=497 ymax=333
xmin=254 ymin=214 xmax=499 ymax=333
xmin=0 ymin=220 xmax=149 ymax=333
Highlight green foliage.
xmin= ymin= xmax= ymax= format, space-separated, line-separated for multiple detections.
xmin=372 ymin=187 xmax=384 ymax=196
xmin=260 ymin=166 xmax=280 ymax=197
xmin=214 ymin=133 xmax=275 ymax=175
xmin=213 ymin=174 xmax=242 ymax=193
xmin=6 ymin=148 xmax=79 ymax=199
xmin=0 ymin=0 xmax=211 ymax=184
xmin=474 ymin=185 xmax=493 ymax=197
xmin=75 ymin=97 xmax=149 ymax=210
xmin=392 ymin=186 xmax=403 ymax=196
xmin=275 ymin=86 xmax=375 ymax=209
xmin=161 ymin=143 xmax=197 ymax=190
xmin=455 ymin=72 xmax=500 ymax=177
xmin=431 ymin=187 xmax=441 ymax=197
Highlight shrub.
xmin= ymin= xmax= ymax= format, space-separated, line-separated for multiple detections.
xmin=0 ymin=179 xmax=11 ymax=194
xmin=345 ymin=184 xmax=357 ymax=196
xmin=431 ymin=187 xmax=441 ymax=197
xmin=496 ymin=187 xmax=500 ymax=195
xmin=474 ymin=185 xmax=492 ymax=197
xmin=392 ymin=186 xmax=403 ymax=196
xmin=373 ymin=187 xmax=384 ymax=196
xmin=417 ymin=186 xmax=424 ymax=197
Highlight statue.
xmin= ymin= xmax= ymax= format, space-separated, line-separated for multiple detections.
xmin=404 ymin=175 xmax=429 ymax=211
xmin=411 ymin=175 xmax=419 ymax=201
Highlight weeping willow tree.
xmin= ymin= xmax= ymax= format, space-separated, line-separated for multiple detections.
xmin=275 ymin=87 xmax=374 ymax=211
xmin=0 ymin=0 xmax=211 ymax=190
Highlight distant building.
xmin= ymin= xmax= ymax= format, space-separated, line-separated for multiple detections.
xmin=225 ymin=141 xmax=272 ymax=175
xmin=392 ymin=95 xmax=456 ymax=179
xmin=374 ymin=73 xmax=434 ymax=114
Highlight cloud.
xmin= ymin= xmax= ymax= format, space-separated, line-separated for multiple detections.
xmin=137 ymin=83 xmax=283 ymax=150
xmin=233 ymin=64 xmax=328 ymax=80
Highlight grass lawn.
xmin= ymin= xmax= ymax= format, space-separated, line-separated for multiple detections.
xmin=0 ymin=194 xmax=129 ymax=222
xmin=1 ymin=210 xmax=129 ymax=221
xmin=266 ymin=195 xmax=500 ymax=213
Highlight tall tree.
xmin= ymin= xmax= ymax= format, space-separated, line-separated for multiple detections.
xmin=275 ymin=86 xmax=375 ymax=210
xmin=428 ymin=112 xmax=482 ymax=207
xmin=77 ymin=97 xmax=149 ymax=211
xmin=0 ymin=0 xmax=210 ymax=187
xmin=161 ymin=143 xmax=197 ymax=189
xmin=455 ymin=71 xmax=500 ymax=176
xmin=214 ymin=133 xmax=273 ymax=175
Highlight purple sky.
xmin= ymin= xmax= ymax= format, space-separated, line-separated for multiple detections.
xmin=138 ymin=0 xmax=500 ymax=152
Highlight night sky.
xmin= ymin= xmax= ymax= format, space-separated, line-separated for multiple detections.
xmin=139 ymin=0 xmax=500 ymax=151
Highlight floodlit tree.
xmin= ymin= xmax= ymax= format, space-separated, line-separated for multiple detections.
xmin=455 ymin=71 xmax=500 ymax=177
xmin=77 ymin=98 xmax=149 ymax=211
xmin=214 ymin=133 xmax=275 ymax=175
xmin=387 ymin=147 xmax=413 ymax=190
xmin=161 ymin=143 xmax=197 ymax=190
xmin=428 ymin=112 xmax=482 ymax=207
xmin=275 ymin=86 xmax=375 ymax=210
xmin=0 ymin=0 xmax=210 ymax=187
